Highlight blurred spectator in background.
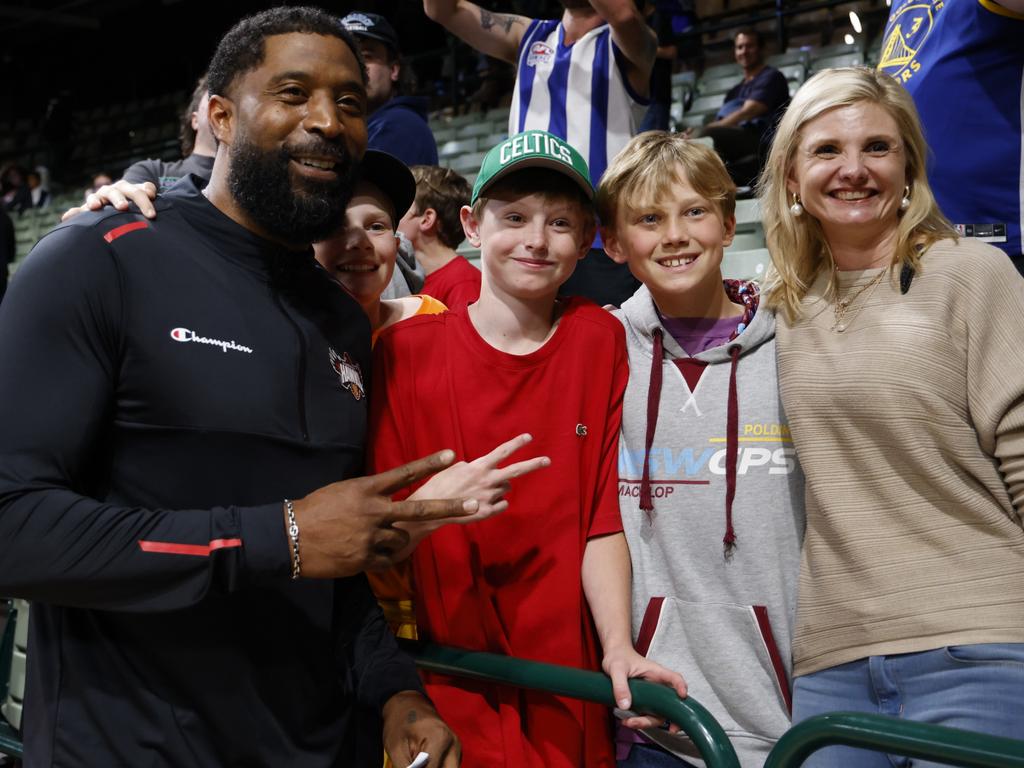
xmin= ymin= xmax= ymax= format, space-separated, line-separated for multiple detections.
xmin=26 ymin=168 xmax=50 ymax=209
xmin=0 ymin=206 xmax=13 ymax=304
xmin=2 ymin=165 xmax=31 ymax=215
xmin=122 ymin=74 xmax=216 ymax=192
xmin=640 ymin=0 xmax=678 ymax=131
xmin=692 ymin=28 xmax=788 ymax=187
xmin=423 ymin=0 xmax=656 ymax=307
xmin=398 ymin=165 xmax=480 ymax=309
xmin=878 ymin=0 xmax=1024 ymax=270
xmin=85 ymin=172 xmax=114 ymax=199
xmin=341 ymin=12 xmax=439 ymax=167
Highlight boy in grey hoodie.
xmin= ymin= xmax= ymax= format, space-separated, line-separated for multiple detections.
xmin=596 ymin=133 xmax=805 ymax=767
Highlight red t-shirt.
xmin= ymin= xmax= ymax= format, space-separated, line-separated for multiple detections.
xmin=369 ymin=298 xmax=626 ymax=767
xmin=420 ymin=255 xmax=482 ymax=311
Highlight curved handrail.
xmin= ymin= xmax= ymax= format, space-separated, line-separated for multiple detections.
xmin=764 ymin=712 xmax=1024 ymax=768
xmin=402 ymin=640 xmax=741 ymax=768
xmin=0 ymin=600 xmax=22 ymax=759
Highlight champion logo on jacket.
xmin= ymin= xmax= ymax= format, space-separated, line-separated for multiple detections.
xmin=169 ymin=327 xmax=253 ymax=354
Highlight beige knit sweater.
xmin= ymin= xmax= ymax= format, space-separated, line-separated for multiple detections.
xmin=776 ymin=237 xmax=1024 ymax=677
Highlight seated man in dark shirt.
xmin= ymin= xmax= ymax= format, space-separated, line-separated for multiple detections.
xmin=693 ymin=28 xmax=789 ymax=186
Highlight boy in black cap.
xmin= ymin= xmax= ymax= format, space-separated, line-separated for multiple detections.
xmin=315 ymin=149 xmax=446 ymax=345
xmin=340 ymin=11 xmax=439 ymax=166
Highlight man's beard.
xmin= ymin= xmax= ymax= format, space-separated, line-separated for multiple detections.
xmin=228 ymin=131 xmax=359 ymax=246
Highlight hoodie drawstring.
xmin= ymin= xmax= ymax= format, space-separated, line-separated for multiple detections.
xmin=639 ymin=329 xmax=664 ymax=517
xmin=723 ymin=344 xmax=741 ymax=555
xmin=640 ymin=329 xmax=743 ymax=557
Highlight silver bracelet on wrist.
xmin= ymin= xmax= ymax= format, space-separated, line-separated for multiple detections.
xmin=284 ymin=498 xmax=301 ymax=580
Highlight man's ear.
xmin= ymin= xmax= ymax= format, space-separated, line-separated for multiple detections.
xmin=459 ymin=205 xmax=481 ymax=247
xmin=390 ymin=61 xmax=401 ymax=85
xmin=208 ymin=95 xmax=235 ymax=146
xmin=601 ymin=228 xmax=628 ymax=264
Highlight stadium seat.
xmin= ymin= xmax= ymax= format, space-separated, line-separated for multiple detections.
xmin=449 ymin=151 xmax=486 ymax=174
xmin=775 ymin=63 xmax=806 ymax=84
xmin=734 ymin=198 xmax=761 ymax=231
xmin=431 ymin=126 xmax=457 ymax=144
xmin=698 ymin=75 xmax=737 ymax=96
xmin=687 ymin=94 xmax=725 ymax=122
xmin=456 ymin=122 xmax=494 ymax=140
xmin=767 ymin=50 xmax=810 ymax=68
xmin=701 ymin=62 xmax=742 ymax=81
xmin=721 ymin=247 xmax=770 ymax=281
xmin=810 ymin=51 xmax=865 ymax=71
xmin=670 ymin=71 xmax=697 ymax=88
xmin=728 ymin=231 xmax=766 ymax=252
xmin=485 ymin=106 xmax=511 ymax=124
xmin=439 ymin=138 xmax=479 ymax=159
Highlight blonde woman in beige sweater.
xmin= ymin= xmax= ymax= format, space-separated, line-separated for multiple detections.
xmin=759 ymin=66 xmax=1024 ymax=767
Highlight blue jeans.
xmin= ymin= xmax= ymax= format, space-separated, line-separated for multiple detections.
xmin=792 ymin=644 xmax=1024 ymax=767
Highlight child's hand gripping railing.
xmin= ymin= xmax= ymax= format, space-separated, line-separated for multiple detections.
xmin=401 ymin=640 xmax=741 ymax=768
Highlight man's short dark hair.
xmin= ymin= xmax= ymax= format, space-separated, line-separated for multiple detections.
xmin=207 ymin=6 xmax=365 ymax=99
xmin=734 ymin=27 xmax=764 ymax=46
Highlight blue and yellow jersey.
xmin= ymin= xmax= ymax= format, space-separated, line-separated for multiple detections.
xmin=879 ymin=0 xmax=1024 ymax=260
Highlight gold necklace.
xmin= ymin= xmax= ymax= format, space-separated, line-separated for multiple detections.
xmin=831 ymin=269 xmax=886 ymax=332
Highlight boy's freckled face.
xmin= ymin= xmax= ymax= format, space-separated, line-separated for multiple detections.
xmin=471 ymin=192 xmax=590 ymax=300
xmin=314 ymin=180 xmax=397 ymax=306
xmin=606 ymin=174 xmax=735 ymax=308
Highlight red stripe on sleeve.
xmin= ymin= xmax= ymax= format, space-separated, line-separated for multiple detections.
xmin=752 ymin=605 xmax=792 ymax=714
xmin=138 ymin=538 xmax=243 ymax=557
xmin=103 ymin=221 xmax=150 ymax=243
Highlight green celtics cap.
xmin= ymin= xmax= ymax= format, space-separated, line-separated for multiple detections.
xmin=470 ymin=130 xmax=594 ymax=204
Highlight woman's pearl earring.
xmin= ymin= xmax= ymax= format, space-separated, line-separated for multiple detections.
xmin=790 ymin=193 xmax=803 ymax=216
xmin=900 ymin=186 xmax=911 ymax=211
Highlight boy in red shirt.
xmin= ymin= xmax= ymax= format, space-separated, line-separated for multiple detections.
xmin=398 ymin=165 xmax=482 ymax=311
xmin=369 ymin=131 xmax=684 ymax=767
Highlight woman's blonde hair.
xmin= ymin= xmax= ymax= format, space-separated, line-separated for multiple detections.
xmin=596 ymin=131 xmax=736 ymax=229
xmin=758 ymin=67 xmax=955 ymax=322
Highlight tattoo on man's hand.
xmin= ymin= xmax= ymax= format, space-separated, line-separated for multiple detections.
xmin=406 ymin=709 xmax=418 ymax=725
xmin=480 ymin=9 xmax=518 ymax=33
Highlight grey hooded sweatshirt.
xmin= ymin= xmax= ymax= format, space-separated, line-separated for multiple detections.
xmin=615 ymin=283 xmax=805 ymax=767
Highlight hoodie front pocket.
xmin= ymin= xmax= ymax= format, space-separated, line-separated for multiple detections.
xmin=637 ymin=596 xmax=792 ymax=741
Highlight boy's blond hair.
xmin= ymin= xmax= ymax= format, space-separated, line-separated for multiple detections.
xmin=596 ymin=132 xmax=737 ymax=231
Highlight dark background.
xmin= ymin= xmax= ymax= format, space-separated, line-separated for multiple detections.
xmin=0 ymin=0 xmax=453 ymax=124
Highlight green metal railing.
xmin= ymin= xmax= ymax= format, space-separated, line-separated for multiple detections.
xmin=403 ymin=640 xmax=742 ymax=768
xmin=0 ymin=600 xmax=22 ymax=759
xmin=764 ymin=712 xmax=1024 ymax=768
xmin=5 ymin=629 xmax=1024 ymax=768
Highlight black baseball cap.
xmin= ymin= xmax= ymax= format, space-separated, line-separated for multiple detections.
xmin=354 ymin=150 xmax=416 ymax=221
xmin=340 ymin=12 xmax=400 ymax=54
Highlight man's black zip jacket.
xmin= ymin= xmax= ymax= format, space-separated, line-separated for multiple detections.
xmin=0 ymin=176 xmax=423 ymax=767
